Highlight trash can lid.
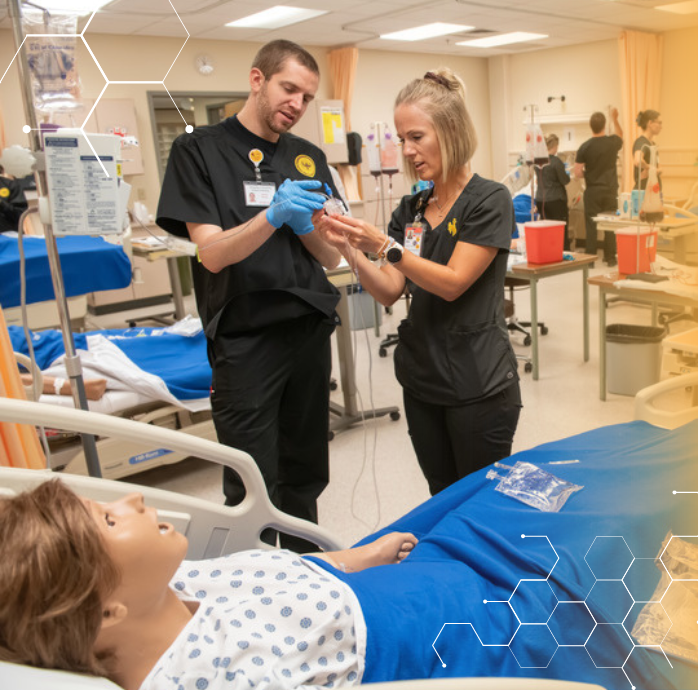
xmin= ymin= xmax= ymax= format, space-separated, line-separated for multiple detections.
xmin=606 ymin=324 xmax=666 ymax=343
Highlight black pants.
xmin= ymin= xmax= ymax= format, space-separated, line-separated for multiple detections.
xmin=210 ymin=314 xmax=335 ymax=552
xmin=583 ymin=187 xmax=617 ymax=261
xmin=403 ymin=383 xmax=522 ymax=496
xmin=536 ymin=198 xmax=570 ymax=250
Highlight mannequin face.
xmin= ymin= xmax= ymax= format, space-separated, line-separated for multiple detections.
xmin=83 ymin=493 xmax=187 ymax=611
xmin=395 ymin=101 xmax=442 ymax=183
xmin=251 ymin=58 xmax=319 ymax=138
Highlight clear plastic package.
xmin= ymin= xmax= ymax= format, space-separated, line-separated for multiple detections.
xmin=494 ymin=461 xmax=583 ymax=513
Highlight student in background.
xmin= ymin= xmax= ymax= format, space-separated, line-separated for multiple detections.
xmin=534 ymin=134 xmax=571 ymax=250
xmin=633 ymin=110 xmax=662 ymax=191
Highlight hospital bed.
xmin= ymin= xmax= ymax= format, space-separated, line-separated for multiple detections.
xmin=10 ymin=320 xmax=216 ymax=478
xmin=0 ymin=374 xmax=697 ymax=689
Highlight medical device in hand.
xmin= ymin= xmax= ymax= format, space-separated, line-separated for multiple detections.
xmin=321 ymin=183 xmax=347 ymax=216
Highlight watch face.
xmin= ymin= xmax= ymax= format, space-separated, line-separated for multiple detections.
xmin=386 ymin=246 xmax=403 ymax=264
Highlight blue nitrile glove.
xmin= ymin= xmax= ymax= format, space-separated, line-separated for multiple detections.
xmin=266 ymin=179 xmax=325 ymax=235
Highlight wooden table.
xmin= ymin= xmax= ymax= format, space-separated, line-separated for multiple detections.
xmin=508 ymin=253 xmax=597 ymax=380
xmin=588 ymin=272 xmax=698 ymax=400
xmin=594 ymin=215 xmax=698 ymax=264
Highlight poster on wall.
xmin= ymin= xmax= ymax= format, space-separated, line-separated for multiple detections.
xmin=321 ymin=105 xmax=346 ymax=146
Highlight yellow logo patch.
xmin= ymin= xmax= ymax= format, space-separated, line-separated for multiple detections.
xmin=448 ymin=218 xmax=457 ymax=237
xmin=295 ymin=155 xmax=316 ymax=177
xmin=0 ymin=187 xmax=9 ymax=198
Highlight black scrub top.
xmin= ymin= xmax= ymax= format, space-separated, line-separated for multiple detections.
xmin=156 ymin=116 xmax=340 ymax=338
xmin=632 ymin=135 xmax=661 ymax=191
xmin=575 ymin=135 xmax=623 ymax=190
xmin=389 ymin=174 xmax=518 ymax=405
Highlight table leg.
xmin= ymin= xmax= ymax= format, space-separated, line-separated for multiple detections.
xmin=530 ymin=277 xmax=539 ymax=380
xmin=583 ymin=266 xmax=590 ymax=362
xmin=167 ymin=257 xmax=186 ymax=321
xmin=334 ymin=287 xmax=358 ymax=418
xmin=599 ymin=287 xmax=607 ymax=401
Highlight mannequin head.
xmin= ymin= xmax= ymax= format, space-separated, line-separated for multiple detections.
xmin=0 ymin=480 xmax=121 ymax=675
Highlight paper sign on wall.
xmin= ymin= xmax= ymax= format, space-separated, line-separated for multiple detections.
xmin=321 ymin=106 xmax=345 ymax=145
xmin=44 ymin=129 xmax=122 ymax=235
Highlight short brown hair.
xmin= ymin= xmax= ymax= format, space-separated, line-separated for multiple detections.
xmin=395 ymin=68 xmax=478 ymax=185
xmin=252 ymin=39 xmax=319 ymax=79
xmin=590 ymin=112 xmax=606 ymax=134
xmin=545 ymin=134 xmax=559 ymax=149
xmin=0 ymin=480 xmax=120 ymax=676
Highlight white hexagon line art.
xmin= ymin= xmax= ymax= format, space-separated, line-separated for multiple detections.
xmin=623 ymin=556 xmax=672 ymax=603
xmin=432 ymin=533 xmax=689 ymax=689
xmin=659 ymin=534 xmax=698 ymax=582
xmin=2 ymin=1 xmax=191 ymax=176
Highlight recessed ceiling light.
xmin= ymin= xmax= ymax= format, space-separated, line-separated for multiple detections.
xmin=380 ymin=22 xmax=475 ymax=41
xmin=25 ymin=0 xmax=111 ymax=15
xmin=655 ymin=0 xmax=698 ymax=13
xmin=457 ymin=31 xmax=548 ymax=48
xmin=226 ymin=6 xmax=328 ymax=30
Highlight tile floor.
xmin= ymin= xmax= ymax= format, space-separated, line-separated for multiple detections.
xmin=89 ymin=257 xmax=694 ymax=547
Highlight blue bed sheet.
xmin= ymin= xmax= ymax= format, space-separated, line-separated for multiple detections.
xmin=0 ymin=234 xmax=131 ymax=308
xmin=9 ymin=324 xmax=211 ymax=401
xmin=308 ymin=420 xmax=698 ymax=690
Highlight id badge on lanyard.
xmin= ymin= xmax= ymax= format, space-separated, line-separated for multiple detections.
xmin=245 ymin=148 xmax=276 ymax=207
xmin=404 ymin=222 xmax=425 ymax=257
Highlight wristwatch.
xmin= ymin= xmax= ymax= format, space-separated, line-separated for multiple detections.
xmin=386 ymin=239 xmax=404 ymax=264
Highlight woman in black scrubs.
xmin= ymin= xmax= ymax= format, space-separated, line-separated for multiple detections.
xmin=317 ymin=68 xmax=521 ymax=495
xmin=633 ymin=110 xmax=662 ymax=190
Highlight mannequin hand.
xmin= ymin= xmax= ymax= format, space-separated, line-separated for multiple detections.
xmin=266 ymin=179 xmax=325 ymax=234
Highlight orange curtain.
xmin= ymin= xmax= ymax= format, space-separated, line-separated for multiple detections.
xmin=618 ymin=30 xmax=664 ymax=192
xmin=0 ymin=102 xmax=5 ymax=151
xmin=0 ymin=308 xmax=46 ymax=469
xmin=327 ymin=46 xmax=359 ymax=131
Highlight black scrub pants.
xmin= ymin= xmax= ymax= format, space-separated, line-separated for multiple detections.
xmin=583 ymin=186 xmax=617 ymax=262
xmin=403 ymin=382 xmax=522 ymax=496
xmin=209 ymin=313 xmax=335 ymax=552
xmin=536 ymin=198 xmax=570 ymax=251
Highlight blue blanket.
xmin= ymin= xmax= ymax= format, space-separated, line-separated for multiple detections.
xmin=309 ymin=420 xmax=698 ymax=690
xmin=9 ymin=325 xmax=211 ymax=401
xmin=0 ymin=234 xmax=131 ymax=308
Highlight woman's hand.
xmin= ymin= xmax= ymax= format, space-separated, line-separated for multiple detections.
xmin=315 ymin=211 xmax=349 ymax=250
xmin=321 ymin=214 xmax=387 ymax=255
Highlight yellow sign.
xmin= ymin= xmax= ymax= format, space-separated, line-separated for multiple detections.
xmin=295 ymin=155 xmax=316 ymax=177
xmin=448 ymin=218 xmax=457 ymax=237
xmin=321 ymin=108 xmax=344 ymax=145
xmin=0 ymin=187 xmax=9 ymax=198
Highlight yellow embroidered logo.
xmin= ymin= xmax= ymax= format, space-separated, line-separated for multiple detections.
xmin=0 ymin=188 xmax=9 ymax=198
xmin=249 ymin=149 xmax=264 ymax=165
xmin=295 ymin=155 xmax=316 ymax=177
xmin=448 ymin=218 xmax=457 ymax=237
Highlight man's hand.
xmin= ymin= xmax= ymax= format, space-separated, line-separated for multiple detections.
xmin=266 ymin=179 xmax=325 ymax=235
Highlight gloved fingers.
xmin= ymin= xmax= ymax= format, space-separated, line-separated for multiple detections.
xmin=293 ymin=179 xmax=323 ymax=191
xmin=288 ymin=194 xmax=325 ymax=212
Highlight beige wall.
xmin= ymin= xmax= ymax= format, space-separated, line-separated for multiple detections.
xmin=2 ymin=28 xmax=695 ymax=211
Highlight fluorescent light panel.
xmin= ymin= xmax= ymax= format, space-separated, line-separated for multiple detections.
xmin=27 ymin=0 xmax=111 ymax=14
xmin=226 ymin=6 xmax=328 ymax=29
xmin=655 ymin=0 xmax=698 ymax=13
xmin=457 ymin=31 xmax=548 ymax=48
xmin=380 ymin=22 xmax=474 ymax=41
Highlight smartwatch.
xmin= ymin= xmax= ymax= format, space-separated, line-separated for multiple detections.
xmin=386 ymin=240 xmax=404 ymax=264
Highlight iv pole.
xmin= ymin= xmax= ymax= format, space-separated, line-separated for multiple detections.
xmin=8 ymin=0 xmax=102 ymax=477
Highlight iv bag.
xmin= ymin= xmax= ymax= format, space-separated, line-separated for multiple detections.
xmin=639 ymin=145 xmax=664 ymax=225
xmin=22 ymin=9 xmax=82 ymax=114
xmin=365 ymin=133 xmax=382 ymax=176
xmin=525 ymin=124 xmax=548 ymax=166
xmin=380 ymin=129 xmax=399 ymax=175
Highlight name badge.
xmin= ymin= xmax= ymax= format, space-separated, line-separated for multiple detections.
xmin=244 ymin=181 xmax=275 ymax=207
xmin=404 ymin=222 xmax=425 ymax=257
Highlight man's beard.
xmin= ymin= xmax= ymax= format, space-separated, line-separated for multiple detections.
xmin=258 ymin=86 xmax=294 ymax=135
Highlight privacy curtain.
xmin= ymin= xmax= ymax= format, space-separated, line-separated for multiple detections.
xmin=618 ymin=30 xmax=664 ymax=192
xmin=0 ymin=307 xmax=46 ymax=469
xmin=326 ymin=47 xmax=361 ymax=201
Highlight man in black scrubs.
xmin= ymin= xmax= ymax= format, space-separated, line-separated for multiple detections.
xmin=156 ymin=40 xmax=342 ymax=551
xmin=574 ymin=109 xmax=623 ymax=266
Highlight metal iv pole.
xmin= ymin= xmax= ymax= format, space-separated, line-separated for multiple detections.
xmin=8 ymin=0 xmax=102 ymax=477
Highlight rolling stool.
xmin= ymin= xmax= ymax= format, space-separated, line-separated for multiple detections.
xmin=504 ymin=276 xmax=548 ymax=346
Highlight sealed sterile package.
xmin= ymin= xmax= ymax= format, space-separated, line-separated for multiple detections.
xmin=494 ymin=461 xmax=583 ymax=513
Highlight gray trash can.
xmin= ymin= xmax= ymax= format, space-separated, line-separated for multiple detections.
xmin=347 ymin=285 xmax=382 ymax=330
xmin=606 ymin=324 xmax=665 ymax=396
